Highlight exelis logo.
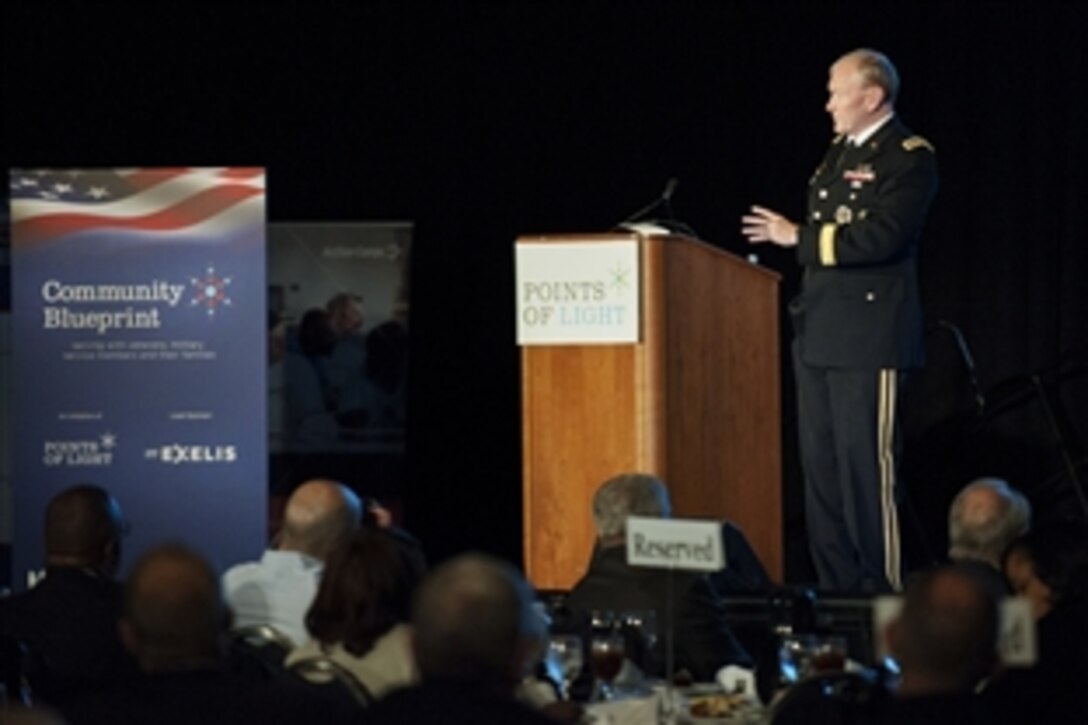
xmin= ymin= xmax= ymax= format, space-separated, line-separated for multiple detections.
xmin=144 ymin=444 xmax=237 ymax=465
xmin=43 ymin=432 xmax=116 ymax=467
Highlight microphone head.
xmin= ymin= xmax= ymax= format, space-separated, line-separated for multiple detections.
xmin=663 ymin=177 xmax=679 ymax=201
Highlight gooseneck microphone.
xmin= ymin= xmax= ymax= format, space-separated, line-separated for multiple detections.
xmin=618 ymin=177 xmax=680 ymax=227
xmin=662 ymin=177 xmax=679 ymax=202
xmin=614 ymin=177 xmax=696 ymax=237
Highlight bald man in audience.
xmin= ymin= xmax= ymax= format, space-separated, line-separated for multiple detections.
xmin=222 ymin=478 xmax=362 ymax=645
xmin=368 ymin=553 xmax=557 ymax=724
xmin=0 ymin=484 xmax=137 ymax=707
xmin=880 ymin=566 xmax=998 ymax=723
xmin=947 ymin=477 xmax=1030 ymax=602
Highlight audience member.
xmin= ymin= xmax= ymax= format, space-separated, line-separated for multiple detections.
xmin=285 ymin=528 xmax=420 ymax=700
xmin=367 ymin=553 xmax=556 ymax=724
xmin=982 ymin=519 xmax=1088 ymax=724
xmin=946 ymin=477 xmax=1031 ymax=601
xmin=709 ymin=520 xmax=776 ymax=594
xmin=0 ymin=484 xmax=137 ymax=707
xmin=222 ymin=479 xmax=362 ymax=646
xmin=565 ymin=472 xmax=752 ymax=682
xmin=878 ymin=566 xmax=998 ymax=723
xmin=773 ymin=566 xmax=997 ymax=724
xmin=69 ymin=543 xmax=354 ymax=725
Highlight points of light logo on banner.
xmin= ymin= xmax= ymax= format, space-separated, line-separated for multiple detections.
xmin=42 ymin=432 xmax=117 ymax=467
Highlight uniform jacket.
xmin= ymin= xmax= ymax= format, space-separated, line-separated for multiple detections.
xmin=793 ymin=117 xmax=938 ymax=369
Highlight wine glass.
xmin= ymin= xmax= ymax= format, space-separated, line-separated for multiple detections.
xmin=619 ymin=608 xmax=658 ymax=667
xmin=546 ymin=634 xmax=584 ymax=700
xmin=778 ymin=634 xmax=848 ymax=686
xmin=589 ymin=631 xmax=626 ymax=701
xmin=589 ymin=609 xmax=616 ymax=634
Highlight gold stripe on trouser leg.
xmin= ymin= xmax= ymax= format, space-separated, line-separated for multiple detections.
xmin=878 ymin=369 xmax=902 ymax=590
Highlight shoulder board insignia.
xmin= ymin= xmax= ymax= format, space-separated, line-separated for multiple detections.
xmin=902 ymin=136 xmax=935 ymax=153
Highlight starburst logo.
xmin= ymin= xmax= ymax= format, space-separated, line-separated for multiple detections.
xmin=190 ymin=266 xmax=233 ymax=316
xmin=608 ymin=263 xmax=632 ymax=295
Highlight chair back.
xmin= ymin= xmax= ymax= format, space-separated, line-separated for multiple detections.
xmin=227 ymin=624 xmax=295 ymax=681
xmin=766 ymin=671 xmax=887 ymax=724
xmin=286 ymin=655 xmax=374 ymax=708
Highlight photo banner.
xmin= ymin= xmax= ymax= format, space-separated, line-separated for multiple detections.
xmin=267 ymin=222 xmax=411 ymax=506
xmin=9 ymin=167 xmax=267 ymax=589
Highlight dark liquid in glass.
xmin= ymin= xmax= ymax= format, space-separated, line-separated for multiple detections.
xmin=590 ymin=648 xmax=624 ymax=682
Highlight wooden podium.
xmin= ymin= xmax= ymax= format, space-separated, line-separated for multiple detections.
xmin=519 ymin=232 xmax=782 ymax=590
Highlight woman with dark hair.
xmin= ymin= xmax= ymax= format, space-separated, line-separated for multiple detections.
xmin=981 ymin=518 xmax=1088 ymax=723
xmin=285 ymin=528 xmax=420 ymax=700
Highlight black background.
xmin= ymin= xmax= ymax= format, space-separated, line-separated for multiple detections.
xmin=6 ymin=1 xmax=1087 ymax=583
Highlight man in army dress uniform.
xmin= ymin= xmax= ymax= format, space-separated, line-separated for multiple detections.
xmin=741 ymin=48 xmax=938 ymax=592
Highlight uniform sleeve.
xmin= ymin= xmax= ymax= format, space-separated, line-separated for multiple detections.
xmin=797 ymin=144 xmax=937 ymax=268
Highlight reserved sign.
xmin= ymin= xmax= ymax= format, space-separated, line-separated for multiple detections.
xmin=625 ymin=516 xmax=725 ymax=572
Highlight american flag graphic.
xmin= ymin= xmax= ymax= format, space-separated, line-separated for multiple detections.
xmin=9 ymin=167 xmax=265 ymax=246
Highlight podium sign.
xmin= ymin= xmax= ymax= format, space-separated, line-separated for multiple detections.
xmin=515 ymin=239 xmax=640 ymax=345
xmin=519 ymin=232 xmax=783 ymax=590
xmin=626 ymin=516 xmax=725 ymax=572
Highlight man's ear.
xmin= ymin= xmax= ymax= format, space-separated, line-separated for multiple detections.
xmin=865 ymin=85 xmax=886 ymax=113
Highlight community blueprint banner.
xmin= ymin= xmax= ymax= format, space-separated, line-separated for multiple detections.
xmin=9 ymin=168 xmax=267 ymax=588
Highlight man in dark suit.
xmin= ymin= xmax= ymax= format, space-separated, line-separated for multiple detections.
xmin=878 ymin=566 xmax=997 ymax=724
xmin=742 ymin=48 xmax=938 ymax=593
xmin=0 ymin=484 xmax=137 ymax=707
xmin=947 ymin=477 xmax=1031 ymax=602
xmin=565 ymin=473 xmax=751 ymax=682
xmin=68 ymin=543 xmax=356 ymax=725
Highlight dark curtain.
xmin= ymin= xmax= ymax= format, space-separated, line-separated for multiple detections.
xmin=5 ymin=1 xmax=1086 ymax=582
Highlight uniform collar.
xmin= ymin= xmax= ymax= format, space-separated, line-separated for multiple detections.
xmin=848 ymin=112 xmax=895 ymax=147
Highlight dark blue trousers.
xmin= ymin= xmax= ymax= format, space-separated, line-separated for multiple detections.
xmin=793 ymin=341 xmax=904 ymax=593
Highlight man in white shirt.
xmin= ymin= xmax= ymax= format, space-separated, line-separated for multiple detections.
xmin=222 ymin=478 xmax=362 ymax=645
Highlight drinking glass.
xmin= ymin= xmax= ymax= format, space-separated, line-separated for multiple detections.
xmin=589 ymin=632 xmax=626 ymax=701
xmin=589 ymin=609 xmax=616 ymax=634
xmin=619 ymin=609 xmax=658 ymax=651
xmin=546 ymin=634 xmax=584 ymax=700
xmin=778 ymin=634 xmax=848 ymax=685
